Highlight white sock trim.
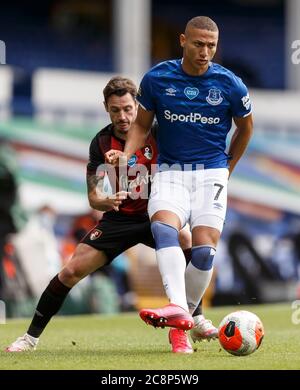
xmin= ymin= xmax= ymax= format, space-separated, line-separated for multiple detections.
xmin=26 ymin=333 xmax=39 ymax=344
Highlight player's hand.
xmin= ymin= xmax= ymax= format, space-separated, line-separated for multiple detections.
xmin=105 ymin=150 xmax=128 ymax=166
xmin=102 ymin=191 xmax=130 ymax=212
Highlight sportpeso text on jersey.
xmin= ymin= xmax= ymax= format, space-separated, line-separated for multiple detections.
xmin=164 ymin=109 xmax=220 ymax=124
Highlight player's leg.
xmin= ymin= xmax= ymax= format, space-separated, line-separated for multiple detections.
xmin=139 ymin=170 xmax=194 ymax=333
xmin=180 ymin=227 xmax=202 ymax=313
xmin=6 ymin=243 xmax=107 ymax=352
xmin=141 ymin=218 xmax=193 ymax=353
xmin=187 ymin=167 xmax=228 ymax=312
xmin=151 ymin=210 xmax=189 ymax=310
xmin=187 ymin=226 xmax=220 ymax=342
xmin=141 ymin=221 xmax=192 ymax=310
xmin=6 ymin=211 xmax=149 ymax=352
xmin=186 ymin=226 xmax=219 ymax=319
xmin=179 ymin=226 xmax=217 ymax=341
xmin=186 ymin=168 xmax=228 ymax=342
xmin=29 ymin=243 xmax=107 ymax=337
xmin=142 ymin=213 xmax=216 ymax=350
xmin=140 ymin=210 xmax=193 ymax=330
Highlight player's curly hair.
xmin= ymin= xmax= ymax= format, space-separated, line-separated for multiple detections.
xmin=103 ymin=76 xmax=137 ymax=103
xmin=185 ymin=16 xmax=219 ymax=33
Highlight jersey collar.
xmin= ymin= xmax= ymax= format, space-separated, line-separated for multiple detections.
xmin=180 ymin=58 xmax=213 ymax=78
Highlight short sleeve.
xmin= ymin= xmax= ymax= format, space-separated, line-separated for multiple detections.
xmin=86 ymin=135 xmax=105 ymax=176
xmin=137 ymin=72 xmax=156 ymax=111
xmin=230 ymin=76 xmax=252 ymax=118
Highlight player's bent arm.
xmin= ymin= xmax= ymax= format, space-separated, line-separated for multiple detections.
xmin=124 ymin=106 xmax=155 ymax=158
xmin=87 ymin=174 xmax=127 ymax=212
xmin=228 ymin=114 xmax=253 ymax=177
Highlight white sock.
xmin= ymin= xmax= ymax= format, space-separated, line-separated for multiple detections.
xmin=185 ymin=263 xmax=213 ymax=315
xmin=193 ymin=314 xmax=205 ymax=326
xmin=25 ymin=333 xmax=39 ymax=344
xmin=156 ymin=246 xmax=189 ymax=311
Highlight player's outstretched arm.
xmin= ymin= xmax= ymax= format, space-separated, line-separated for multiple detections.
xmin=124 ymin=106 xmax=154 ymax=159
xmin=87 ymin=174 xmax=128 ymax=212
xmin=105 ymin=107 xmax=154 ymax=166
xmin=228 ymin=114 xmax=253 ymax=177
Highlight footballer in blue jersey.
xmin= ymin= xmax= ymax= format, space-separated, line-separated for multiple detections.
xmin=137 ymin=59 xmax=251 ymax=169
xmin=106 ymin=16 xmax=253 ymax=354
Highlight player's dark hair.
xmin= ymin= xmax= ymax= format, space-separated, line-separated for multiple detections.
xmin=103 ymin=76 xmax=137 ymax=103
xmin=185 ymin=16 xmax=219 ymax=33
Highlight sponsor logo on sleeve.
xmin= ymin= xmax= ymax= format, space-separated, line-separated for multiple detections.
xmin=128 ymin=155 xmax=138 ymax=167
xmin=241 ymin=93 xmax=251 ymax=110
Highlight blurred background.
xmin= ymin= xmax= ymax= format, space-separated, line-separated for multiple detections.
xmin=1 ymin=0 xmax=300 ymax=318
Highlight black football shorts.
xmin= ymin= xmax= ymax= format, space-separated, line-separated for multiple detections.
xmin=81 ymin=211 xmax=155 ymax=263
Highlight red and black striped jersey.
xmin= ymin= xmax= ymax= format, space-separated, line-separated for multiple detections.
xmin=86 ymin=124 xmax=158 ymax=215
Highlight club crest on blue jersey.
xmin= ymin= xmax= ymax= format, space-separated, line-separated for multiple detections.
xmin=128 ymin=154 xmax=137 ymax=167
xmin=206 ymin=88 xmax=223 ymax=106
xmin=143 ymin=145 xmax=153 ymax=160
xmin=184 ymin=87 xmax=199 ymax=100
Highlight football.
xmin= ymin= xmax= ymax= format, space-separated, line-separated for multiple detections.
xmin=218 ymin=310 xmax=264 ymax=356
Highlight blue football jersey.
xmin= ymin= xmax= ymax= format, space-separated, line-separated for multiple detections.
xmin=137 ymin=59 xmax=251 ymax=169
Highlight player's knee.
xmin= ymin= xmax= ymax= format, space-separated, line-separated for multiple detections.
xmin=59 ymin=266 xmax=83 ymax=286
xmin=191 ymin=246 xmax=216 ymax=271
xmin=192 ymin=225 xmax=221 ymax=247
xmin=151 ymin=221 xmax=179 ymax=249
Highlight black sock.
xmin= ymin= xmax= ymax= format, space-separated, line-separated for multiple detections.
xmin=183 ymin=248 xmax=192 ymax=265
xmin=192 ymin=299 xmax=203 ymax=316
xmin=27 ymin=275 xmax=71 ymax=338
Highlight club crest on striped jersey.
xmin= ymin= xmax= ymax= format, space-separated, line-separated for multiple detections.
xmin=90 ymin=229 xmax=102 ymax=240
xmin=143 ymin=145 xmax=153 ymax=160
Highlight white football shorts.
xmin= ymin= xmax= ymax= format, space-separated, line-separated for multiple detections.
xmin=148 ymin=168 xmax=229 ymax=232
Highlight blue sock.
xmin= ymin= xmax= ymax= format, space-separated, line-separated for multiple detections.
xmin=191 ymin=246 xmax=216 ymax=271
xmin=151 ymin=221 xmax=179 ymax=249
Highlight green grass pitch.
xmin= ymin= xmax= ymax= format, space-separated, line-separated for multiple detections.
xmin=1 ymin=303 xmax=299 ymax=370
